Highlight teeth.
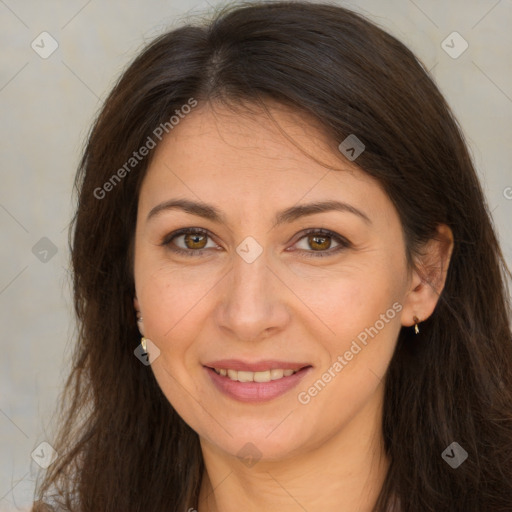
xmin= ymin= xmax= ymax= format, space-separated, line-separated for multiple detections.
xmin=270 ymin=369 xmax=283 ymax=380
xmin=213 ymin=367 xmax=300 ymax=382
xmin=254 ymin=370 xmax=271 ymax=382
xmin=237 ymin=370 xmax=254 ymax=383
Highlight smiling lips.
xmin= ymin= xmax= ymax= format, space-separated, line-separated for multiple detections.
xmin=204 ymin=359 xmax=312 ymax=402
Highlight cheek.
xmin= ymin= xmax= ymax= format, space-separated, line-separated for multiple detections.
xmin=134 ymin=251 xmax=227 ymax=372
xmin=293 ymin=255 xmax=405 ymax=398
xmin=288 ymin=261 xmax=400 ymax=346
xmin=296 ymin=282 xmax=402 ymax=426
xmin=135 ymin=262 xmax=213 ymax=413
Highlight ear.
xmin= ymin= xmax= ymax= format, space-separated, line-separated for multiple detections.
xmin=400 ymin=224 xmax=454 ymax=327
xmin=133 ymin=295 xmax=145 ymax=336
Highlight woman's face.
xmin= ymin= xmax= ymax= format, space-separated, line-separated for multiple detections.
xmin=133 ymin=102 xmax=416 ymax=462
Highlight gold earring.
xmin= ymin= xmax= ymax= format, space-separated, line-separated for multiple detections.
xmin=141 ymin=337 xmax=147 ymax=352
xmin=413 ymin=316 xmax=420 ymax=334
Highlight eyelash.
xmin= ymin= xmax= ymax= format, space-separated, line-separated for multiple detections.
xmin=160 ymin=227 xmax=351 ymax=258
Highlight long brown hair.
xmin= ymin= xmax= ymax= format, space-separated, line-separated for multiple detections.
xmin=32 ymin=1 xmax=512 ymax=510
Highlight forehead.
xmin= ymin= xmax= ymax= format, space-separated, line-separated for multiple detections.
xmin=138 ymin=100 xmax=390 ymax=223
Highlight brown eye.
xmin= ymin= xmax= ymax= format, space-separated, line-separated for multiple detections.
xmin=307 ymin=234 xmax=332 ymax=251
xmin=162 ymin=228 xmax=218 ymax=256
xmin=162 ymin=227 xmax=350 ymax=259
xmin=292 ymin=229 xmax=351 ymax=258
xmin=183 ymin=232 xmax=208 ymax=250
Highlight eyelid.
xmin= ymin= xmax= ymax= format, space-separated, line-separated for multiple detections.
xmin=160 ymin=227 xmax=351 ymax=258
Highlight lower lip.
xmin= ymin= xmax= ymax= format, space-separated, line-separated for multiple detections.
xmin=204 ymin=366 xmax=312 ymax=403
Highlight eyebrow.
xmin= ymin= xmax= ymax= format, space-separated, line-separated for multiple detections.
xmin=146 ymin=198 xmax=371 ymax=227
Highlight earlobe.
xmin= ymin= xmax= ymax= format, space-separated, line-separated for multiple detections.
xmin=133 ymin=296 xmax=145 ymax=336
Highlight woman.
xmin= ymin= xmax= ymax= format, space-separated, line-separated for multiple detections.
xmin=32 ymin=1 xmax=512 ymax=510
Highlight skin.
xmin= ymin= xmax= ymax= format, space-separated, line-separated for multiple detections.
xmin=132 ymin=100 xmax=453 ymax=512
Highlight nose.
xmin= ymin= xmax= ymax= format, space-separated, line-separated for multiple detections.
xmin=214 ymin=246 xmax=291 ymax=343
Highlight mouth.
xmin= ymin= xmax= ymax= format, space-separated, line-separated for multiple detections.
xmin=203 ymin=359 xmax=312 ymax=402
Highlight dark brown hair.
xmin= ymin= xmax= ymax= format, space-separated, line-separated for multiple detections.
xmin=32 ymin=1 xmax=512 ymax=510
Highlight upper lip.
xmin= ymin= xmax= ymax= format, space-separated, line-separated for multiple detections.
xmin=204 ymin=359 xmax=311 ymax=372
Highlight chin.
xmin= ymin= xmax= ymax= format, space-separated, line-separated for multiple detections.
xmin=198 ymin=418 xmax=316 ymax=464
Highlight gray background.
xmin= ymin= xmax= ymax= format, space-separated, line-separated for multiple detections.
xmin=1 ymin=0 xmax=511 ymax=509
